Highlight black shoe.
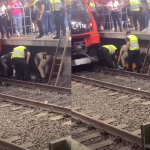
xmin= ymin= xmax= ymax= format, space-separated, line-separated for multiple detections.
xmin=135 ymin=28 xmax=138 ymax=31
xmin=1 ymin=35 xmax=4 ymax=39
xmin=114 ymin=29 xmax=117 ymax=32
xmin=53 ymin=36 xmax=59 ymax=39
xmin=41 ymin=77 xmax=47 ymax=83
xmin=120 ymin=29 xmax=123 ymax=32
xmin=35 ymin=35 xmax=44 ymax=39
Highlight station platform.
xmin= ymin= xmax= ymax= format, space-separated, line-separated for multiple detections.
xmin=1 ymin=36 xmax=71 ymax=48
xmin=99 ymin=31 xmax=150 ymax=40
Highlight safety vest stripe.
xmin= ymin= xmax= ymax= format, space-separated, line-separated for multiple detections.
xmin=12 ymin=50 xmax=25 ymax=58
xmin=108 ymin=45 xmax=115 ymax=55
xmin=130 ymin=5 xmax=139 ymax=10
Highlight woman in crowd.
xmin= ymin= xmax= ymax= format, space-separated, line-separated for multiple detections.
xmin=37 ymin=0 xmax=54 ymax=38
xmin=108 ymin=0 xmax=122 ymax=32
xmin=0 ymin=0 xmax=10 ymax=38
xmin=7 ymin=0 xmax=25 ymax=37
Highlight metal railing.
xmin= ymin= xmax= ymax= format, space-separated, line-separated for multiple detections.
xmin=7 ymin=6 xmax=33 ymax=36
xmin=95 ymin=4 xmax=129 ymax=31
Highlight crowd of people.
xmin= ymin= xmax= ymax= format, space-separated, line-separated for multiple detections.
xmin=0 ymin=0 xmax=71 ymax=39
xmin=88 ymin=0 xmax=150 ymax=32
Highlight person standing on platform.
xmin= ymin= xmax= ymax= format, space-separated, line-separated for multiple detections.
xmin=129 ymin=0 xmax=142 ymax=30
xmin=50 ymin=0 xmax=66 ymax=39
xmin=108 ymin=0 xmax=122 ymax=32
xmin=0 ymin=0 xmax=10 ymax=38
xmin=126 ymin=31 xmax=141 ymax=73
xmin=7 ymin=0 xmax=25 ymax=37
xmin=34 ymin=52 xmax=52 ymax=83
xmin=98 ymin=45 xmax=118 ymax=68
xmin=87 ymin=0 xmax=98 ymax=28
xmin=1 ymin=52 xmax=13 ymax=77
xmin=11 ymin=45 xmax=31 ymax=80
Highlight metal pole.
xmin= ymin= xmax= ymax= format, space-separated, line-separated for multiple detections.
xmin=29 ymin=7 xmax=33 ymax=34
xmin=126 ymin=5 xmax=128 ymax=29
xmin=23 ymin=6 xmax=26 ymax=36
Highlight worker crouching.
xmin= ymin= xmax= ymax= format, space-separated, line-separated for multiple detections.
xmin=126 ymin=31 xmax=140 ymax=73
xmin=98 ymin=45 xmax=118 ymax=68
xmin=34 ymin=52 xmax=52 ymax=83
xmin=11 ymin=45 xmax=31 ymax=80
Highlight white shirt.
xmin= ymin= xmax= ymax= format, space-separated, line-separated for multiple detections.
xmin=109 ymin=1 xmax=120 ymax=11
xmin=0 ymin=5 xmax=6 ymax=16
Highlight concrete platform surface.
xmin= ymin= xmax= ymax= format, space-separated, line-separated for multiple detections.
xmin=1 ymin=36 xmax=71 ymax=47
xmin=99 ymin=31 xmax=150 ymax=40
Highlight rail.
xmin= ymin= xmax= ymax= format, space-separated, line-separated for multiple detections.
xmin=0 ymin=92 xmax=142 ymax=147
xmin=0 ymin=77 xmax=71 ymax=94
xmin=95 ymin=66 xmax=150 ymax=80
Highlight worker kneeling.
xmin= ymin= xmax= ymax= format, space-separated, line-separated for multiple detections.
xmin=1 ymin=52 xmax=13 ymax=78
xmin=126 ymin=31 xmax=140 ymax=73
xmin=11 ymin=45 xmax=31 ymax=80
xmin=98 ymin=45 xmax=118 ymax=68
xmin=34 ymin=52 xmax=52 ymax=83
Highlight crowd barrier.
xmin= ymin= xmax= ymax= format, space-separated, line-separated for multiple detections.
xmin=95 ymin=4 xmax=128 ymax=30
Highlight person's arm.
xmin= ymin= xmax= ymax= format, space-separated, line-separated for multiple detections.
xmin=24 ymin=1 xmax=34 ymax=7
xmin=39 ymin=4 xmax=44 ymax=21
xmin=26 ymin=51 xmax=31 ymax=64
xmin=7 ymin=5 xmax=13 ymax=10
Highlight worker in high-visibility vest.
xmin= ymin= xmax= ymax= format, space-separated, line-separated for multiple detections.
xmin=142 ymin=0 xmax=150 ymax=32
xmin=129 ymin=0 xmax=142 ymax=30
xmin=87 ymin=0 xmax=98 ymax=28
xmin=1 ymin=52 xmax=13 ymax=77
xmin=11 ymin=45 xmax=31 ymax=80
xmin=50 ymin=0 xmax=66 ymax=39
xmin=126 ymin=31 xmax=140 ymax=73
xmin=98 ymin=45 xmax=119 ymax=68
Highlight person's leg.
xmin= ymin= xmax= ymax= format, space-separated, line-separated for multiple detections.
xmin=134 ymin=50 xmax=141 ymax=72
xmin=2 ymin=16 xmax=10 ymax=38
xmin=44 ymin=55 xmax=52 ymax=76
xmin=60 ymin=9 xmax=66 ymax=37
xmin=12 ymin=58 xmax=20 ymax=79
xmin=67 ymin=8 xmax=71 ymax=30
xmin=121 ymin=52 xmax=128 ymax=68
xmin=128 ymin=50 xmax=134 ymax=71
xmin=54 ymin=11 xmax=60 ymax=38
xmin=132 ymin=11 xmax=137 ymax=30
xmin=38 ymin=59 xmax=47 ymax=78
xmin=116 ymin=12 xmax=122 ymax=31
xmin=111 ymin=11 xmax=117 ymax=31
xmin=48 ymin=11 xmax=54 ymax=34
xmin=137 ymin=10 xmax=143 ymax=30
xmin=17 ymin=14 xmax=23 ymax=34
xmin=101 ymin=47 xmax=113 ymax=68
xmin=42 ymin=11 xmax=48 ymax=35
xmin=37 ymin=20 xmax=44 ymax=37
xmin=0 ymin=17 xmax=4 ymax=38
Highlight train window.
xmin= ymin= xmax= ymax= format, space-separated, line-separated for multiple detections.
xmin=72 ymin=0 xmax=87 ymax=12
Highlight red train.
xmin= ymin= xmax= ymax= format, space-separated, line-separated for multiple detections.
xmin=71 ymin=0 xmax=100 ymax=66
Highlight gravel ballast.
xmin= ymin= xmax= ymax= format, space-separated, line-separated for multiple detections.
xmin=0 ymin=101 xmax=70 ymax=150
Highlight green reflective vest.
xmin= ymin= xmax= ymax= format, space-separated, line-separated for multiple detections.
xmin=11 ymin=46 xmax=26 ymax=59
xmin=102 ymin=45 xmax=117 ymax=55
xmin=127 ymin=35 xmax=140 ymax=50
xmin=129 ymin=0 xmax=139 ymax=11
xmin=50 ymin=0 xmax=62 ymax=11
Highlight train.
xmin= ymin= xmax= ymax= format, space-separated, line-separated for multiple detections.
xmin=71 ymin=0 xmax=100 ymax=67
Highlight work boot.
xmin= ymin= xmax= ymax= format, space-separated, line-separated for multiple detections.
xmin=35 ymin=35 xmax=44 ymax=39
xmin=41 ymin=77 xmax=47 ymax=83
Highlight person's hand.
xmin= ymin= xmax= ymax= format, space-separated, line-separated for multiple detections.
xmin=39 ymin=17 xmax=42 ymax=21
xmin=7 ymin=17 xmax=10 ymax=20
xmin=26 ymin=61 xmax=29 ymax=64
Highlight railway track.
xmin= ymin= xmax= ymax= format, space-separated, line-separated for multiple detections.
xmin=71 ymin=72 xmax=150 ymax=149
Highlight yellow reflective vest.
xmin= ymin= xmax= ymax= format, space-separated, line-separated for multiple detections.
xmin=33 ymin=0 xmax=38 ymax=10
xmin=11 ymin=46 xmax=26 ymax=59
xmin=147 ymin=0 xmax=150 ymax=9
xmin=129 ymin=0 xmax=139 ymax=11
xmin=102 ymin=45 xmax=117 ymax=55
xmin=127 ymin=35 xmax=140 ymax=50
xmin=89 ymin=1 xmax=95 ymax=11
xmin=50 ymin=0 xmax=62 ymax=11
